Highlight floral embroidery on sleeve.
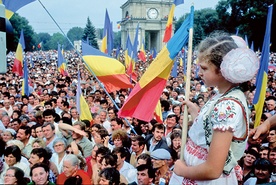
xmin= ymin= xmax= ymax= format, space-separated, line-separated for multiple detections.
xmin=211 ymin=99 xmax=242 ymax=132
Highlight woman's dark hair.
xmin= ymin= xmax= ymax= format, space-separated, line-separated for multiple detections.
xmin=137 ymin=153 xmax=152 ymax=167
xmin=253 ymin=158 xmax=273 ymax=174
xmin=102 ymin=154 xmax=118 ymax=168
xmin=4 ymin=145 xmax=21 ymax=162
xmin=30 ymin=162 xmax=49 ymax=177
xmin=30 ymin=148 xmax=52 ymax=166
xmin=99 ymin=167 xmax=120 ymax=185
xmin=7 ymin=166 xmax=27 ymax=185
xmin=64 ymin=175 xmax=82 ymax=185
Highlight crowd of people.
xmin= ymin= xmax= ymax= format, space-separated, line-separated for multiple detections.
xmin=0 ymin=33 xmax=275 ymax=185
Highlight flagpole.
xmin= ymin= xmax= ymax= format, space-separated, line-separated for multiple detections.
xmin=180 ymin=6 xmax=194 ymax=160
xmin=38 ymin=0 xmax=137 ymax=135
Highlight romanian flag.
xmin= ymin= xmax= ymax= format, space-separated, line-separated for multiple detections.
xmin=82 ymin=41 xmax=133 ymax=93
xmin=57 ymin=44 xmax=67 ymax=76
xmin=138 ymin=39 xmax=146 ymax=62
xmin=154 ymin=100 xmax=163 ymax=123
xmin=22 ymin=58 xmax=29 ymax=96
xmin=101 ymin=9 xmax=111 ymax=54
xmin=253 ymin=5 xmax=273 ymax=128
xmin=76 ymin=70 xmax=92 ymax=122
xmin=125 ymin=34 xmax=135 ymax=79
xmin=0 ymin=0 xmax=36 ymax=19
xmin=12 ymin=30 xmax=25 ymax=76
xmin=118 ymin=6 xmax=193 ymax=122
xmin=163 ymin=0 xmax=184 ymax=43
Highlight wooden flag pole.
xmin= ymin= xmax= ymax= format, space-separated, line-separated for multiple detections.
xmin=180 ymin=21 xmax=194 ymax=160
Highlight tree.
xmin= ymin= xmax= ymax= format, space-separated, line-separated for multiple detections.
xmin=113 ymin=31 xmax=121 ymax=48
xmin=175 ymin=8 xmax=219 ymax=46
xmin=46 ymin=33 xmax=66 ymax=50
xmin=216 ymin=0 xmax=276 ymax=51
xmin=65 ymin=27 xmax=84 ymax=50
xmin=82 ymin=17 xmax=99 ymax=49
xmin=35 ymin=32 xmax=51 ymax=50
xmin=9 ymin=13 xmax=36 ymax=51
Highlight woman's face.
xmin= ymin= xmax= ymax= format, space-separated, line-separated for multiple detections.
xmin=98 ymin=175 xmax=110 ymax=185
xmin=35 ymin=127 xmax=44 ymax=139
xmin=2 ymin=132 xmax=13 ymax=143
xmin=5 ymin=154 xmax=17 ymax=167
xmin=32 ymin=167 xmax=49 ymax=185
xmin=92 ymin=146 xmax=98 ymax=159
xmin=63 ymin=160 xmax=77 ymax=178
xmin=32 ymin=142 xmax=42 ymax=149
xmin=53 ymin=142 xmax=66 ymax=154
xmin=113 ymin=138 xmax=123 ymax=148
xmin=4 ymin=169 xmax=17 ymax=185
xmin=172 ymin=137 xmax=181 ymax=150
xmin=137 ymin=159 xmax=147 ymax=167
xmin=100 ymin=158 xmax=112 ymax=170
xmin=93 ymin=133 xmax=103 ymax=144
xmin=244 ymin=154 xmax=256 ymax=167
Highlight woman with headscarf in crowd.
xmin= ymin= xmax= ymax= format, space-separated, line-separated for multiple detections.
xmin=1 ymin=129 xmax=16 ymax=144
xmin=28 ymin=163 xmax=55 ymax=185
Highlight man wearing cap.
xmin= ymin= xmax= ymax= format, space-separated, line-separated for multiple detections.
xmin=151 ymin=148 xmax=172 ymax=185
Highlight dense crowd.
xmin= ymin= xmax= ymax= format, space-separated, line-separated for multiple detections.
xmin=0 ymin=46 xmax=275 ymax=185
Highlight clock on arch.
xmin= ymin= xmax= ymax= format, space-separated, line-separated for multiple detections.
xmin=147 ymin=8 xmax=159 ymax=19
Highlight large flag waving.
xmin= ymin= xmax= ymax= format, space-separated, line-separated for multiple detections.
xmin=253 ymin=5 xmax=273 ymax=128
xmin=118 ymin=6 xmax=193 ymax=122
xmin=76 ymin=70 xmax=92 ymax=122
xmin=82 ymin=41 xmax=133 ymax=93
xmin=1 ymin=0 xmax=36 ymax=19
xmin=163 ymin=0 xmax=184 ymax=43
xmin=12 ymin=30 xmax=25 ymax=76
xmin=57 ymin=44 xmax=67 ymax=76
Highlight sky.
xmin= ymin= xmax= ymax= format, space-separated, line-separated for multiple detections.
xmin=17 ymin=0 xmax=220 ymax=35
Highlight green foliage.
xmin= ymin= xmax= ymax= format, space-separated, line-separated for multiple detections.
xmin=65 ymin=27 xmax=84 ymax=50
xmin=113 ymin=31 xmax=121 ymax=48
xmin=82 ymin=17 xmax=99 ymax=49
xmin=9 ymin=13 xmax=36 ymax=51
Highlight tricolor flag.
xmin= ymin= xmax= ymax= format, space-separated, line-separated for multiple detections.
xmin=154 ymin=100 xmax=163 ymax=123
xmin=125 ymin=34 xmax=136 ymax=80
xmin=22 ymin=58 xmax=29 ymax=96
xmin=138 ymin=39 xmax=146 ymax=62
xmin=12 ymin=30 xmax=25 ymax=76
xmin=57 ymin=44 xmax=67 ymax=76
xmin=82 ymin=41 xmax=133 ymax=93
xmin=76 ymin=70 xmax=92 ymax=122
xmin=163 ymin=0 xmax=184 ymax=43
xmin=118 ymin=6 xmax=193 ymax=122
xmin=253 ymin=5 xmax=273 ymax=128
xmin=1 ymin=0 xmax=36 ymax=19
xmin=101 ymin=9 xmax=111 ymax=54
